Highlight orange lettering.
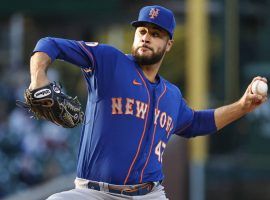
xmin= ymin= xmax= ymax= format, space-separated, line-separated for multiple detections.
xmin=159 ymin=112 xmax=167 ymax=128
xmin=112 ymin=98 xmax=123 ymax=114
xmin=125 ymin=98 xmax=134 ymax=115
xmin=154 ymin=108 xmax=160 ymax=125
xmin=136 ymin=101 xmax=148 ymax=119
xmin=166 ymin=116 xmax=173 ymax=132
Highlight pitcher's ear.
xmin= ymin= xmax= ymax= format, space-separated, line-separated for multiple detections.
xmin=166 ymin=39 xmax=174 ymax=52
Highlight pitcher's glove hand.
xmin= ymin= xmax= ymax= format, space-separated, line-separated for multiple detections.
xmin=16 ymin=82 xmax=84 ymax=128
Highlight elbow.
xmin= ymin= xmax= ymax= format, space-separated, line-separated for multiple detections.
xmin=31 ymin=52 xmax=51 ymax=67
xmin=31 ymin=36 xmax=56 ymax=64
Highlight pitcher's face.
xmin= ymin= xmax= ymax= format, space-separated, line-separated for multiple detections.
xmin=132 ymin=24 xmax=173 ymax=65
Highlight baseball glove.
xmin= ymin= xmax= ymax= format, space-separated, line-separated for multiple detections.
xmin=16 ymin=82 xmax=84 ymax=128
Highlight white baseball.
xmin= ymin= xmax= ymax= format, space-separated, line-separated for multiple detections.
xmin=251 ymin=80 xmax=268 ymax=96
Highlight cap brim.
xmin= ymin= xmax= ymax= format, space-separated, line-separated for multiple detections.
xmin=131 ymin=20 xmax=165 ymax=31
xmin=131 ymin=21 xmax=172 ymax=39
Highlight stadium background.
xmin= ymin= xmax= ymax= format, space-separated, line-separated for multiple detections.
xmin=0 ymin=0 xmax=270 ymax=199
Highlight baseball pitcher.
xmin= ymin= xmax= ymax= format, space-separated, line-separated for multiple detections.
xmin=24 ymin=5 xmax=267 ymax=200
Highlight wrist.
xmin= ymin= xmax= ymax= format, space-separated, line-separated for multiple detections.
xmin=30 ymin=69 xmax=50 ymax=90
xmin=233 ymin=100 xmax=251 ymax=121
xmin=238 ymin=98 xmax=251 ymax=114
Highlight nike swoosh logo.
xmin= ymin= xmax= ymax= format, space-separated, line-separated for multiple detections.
xmin=133 ymin=79 xmax=142 ymax=86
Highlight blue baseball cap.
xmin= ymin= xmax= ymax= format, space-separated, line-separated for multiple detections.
xmin=131 ymin=5 xmax=176 ymax=39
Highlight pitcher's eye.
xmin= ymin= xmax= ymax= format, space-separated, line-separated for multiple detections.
xmin=152 ymin=32 xmax=160 ymax=37
xmin=139 ymin=29 xmax=147 ymax=35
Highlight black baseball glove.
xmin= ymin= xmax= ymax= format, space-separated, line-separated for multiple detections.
xmin=16 ymin=82 xmax=84 ymax=128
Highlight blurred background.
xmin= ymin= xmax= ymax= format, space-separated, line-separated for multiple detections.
xmin=0 ymin=0 xmax=270 ymax=200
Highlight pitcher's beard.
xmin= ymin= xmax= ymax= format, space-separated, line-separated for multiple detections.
xmin=131 ymin=46 xmax=166 ymax=65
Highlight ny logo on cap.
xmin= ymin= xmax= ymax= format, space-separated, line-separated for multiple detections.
xmin=149 ymin=8 xmax=160 ymax=19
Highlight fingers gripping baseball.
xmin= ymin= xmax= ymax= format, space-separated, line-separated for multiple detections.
xmin=239 ymin=76 xmax=268 ymax=113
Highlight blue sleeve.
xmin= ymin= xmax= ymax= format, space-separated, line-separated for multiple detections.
xmin=175 ymin=109 xmax=217 ymax=138
xmin=33 ymin=37 xmax=96 ymax=69
xmin=173 ymin=97 xmax=194 ymax=136
xmin=33 ymin=37 xmax=122 ymax=97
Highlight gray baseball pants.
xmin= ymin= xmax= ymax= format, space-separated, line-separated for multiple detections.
xmin=46 ymin=178 xmax=168 ymax=200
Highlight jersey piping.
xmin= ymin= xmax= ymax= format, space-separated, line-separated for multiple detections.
xmin=123 ymin=67 xmax=151 ymax=185
xmin=139 ymin=81 xmax=167 ymax=183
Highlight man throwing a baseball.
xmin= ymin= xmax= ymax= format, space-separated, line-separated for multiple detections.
xmin=28 ymin=5 xmax=267 ymax=200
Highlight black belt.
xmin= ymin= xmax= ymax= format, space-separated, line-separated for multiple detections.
xmin=87 ymin=181 xmax=159 ymax=196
